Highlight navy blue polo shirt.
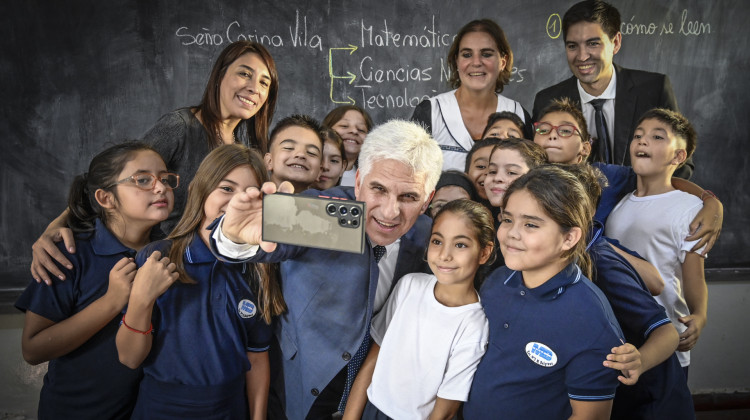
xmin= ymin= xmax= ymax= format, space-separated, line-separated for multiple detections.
xmin=133 ymin=236 xmax=271 ymax=409
xmin=464 ymin=263 xmax=623 ymax=419
xmin=593 ymin=162 xmax=636 ymax=224
xmin=589 ymin=227 xmax=695 ymax=419
xmin=15 ymin=219 xmax=141 ymax=420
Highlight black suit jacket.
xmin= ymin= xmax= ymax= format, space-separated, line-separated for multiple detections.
xmin=532 ymin=64 xmax=692 ymax=178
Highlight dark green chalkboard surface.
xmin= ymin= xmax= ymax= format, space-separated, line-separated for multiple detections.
xmin=2 ymin=0 xmax=748 ymax=294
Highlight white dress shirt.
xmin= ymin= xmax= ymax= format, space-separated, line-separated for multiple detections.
xmin=578 ymin=69 xmax=617 ymax=154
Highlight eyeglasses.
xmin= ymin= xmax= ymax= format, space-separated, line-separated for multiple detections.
xmin=534 ymin=122 xmax=581 ymax=138
xmin=109 ymin=172 xmax=180 ymax=190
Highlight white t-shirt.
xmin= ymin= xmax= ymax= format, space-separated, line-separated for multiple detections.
xmin=367 ymin=273 xmax=489 ymax=419
xmin=429 ymin=90 xmax=526 ymax=171
xmin=605 ymin=189 xmax=705 ymax=366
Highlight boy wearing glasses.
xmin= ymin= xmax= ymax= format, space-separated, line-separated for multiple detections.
xmin=534 ymin=98 xmax=723 ymax=242
xmin=530 ymin=0 xmax=691 ymax=178
xmin=533 ymin=97 xmax=635 ymax=224
xmin=533 ymin=97 xmax=592 ymax=165
xmin=533 ymin=105 xmax=704 ymax=418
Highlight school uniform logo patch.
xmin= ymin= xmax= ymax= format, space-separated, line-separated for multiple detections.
xmin=237 ymin=299 xmax=257 ymax=318
xmin=525 ymin=342 xmax=557 ymax=367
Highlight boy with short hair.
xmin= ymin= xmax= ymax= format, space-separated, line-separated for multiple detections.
xmin=464 ymin=137 xmax=504 ymax=202
xmin=532 ymin=0 xmax=691 ymax=177
xmin=562 ymin=163 xmax=695 ymax=419
xmin=605 ymin=108 xmax=707 ymax=379
xmin=264 ymin=114 xmax=324 ymax=192
xmin=535 ymin=98 xmax=723 ymax=253
xmin=533 ymin=97 xmax=592 ymax=165
xmin=481 ymin=111 xmax=526 ymax=140
xmin=427 ymin=170 xmax=477 ymax=218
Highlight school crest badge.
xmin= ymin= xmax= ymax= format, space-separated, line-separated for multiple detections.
xmin=525 ymin=341 xmax=557 ymax=367
xmin=238 ymin=299 xmax=257 ymax=319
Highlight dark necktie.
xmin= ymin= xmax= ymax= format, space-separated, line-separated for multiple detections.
xmin=338 ymin=245 xmax=386 ymax=412
xmin=373 ymin=245 xmax=386 ymax=263
xmin=590 ymin=99 xmax=612 ymax=164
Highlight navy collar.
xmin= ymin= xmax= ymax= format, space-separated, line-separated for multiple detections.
xmin=503 ymin=262 xmax=582 ymax=301
xmin=586 ymin=220 xmax=605 ymax=251
xmin=92 ymin=219 xmax=135 ymax=257
xmin=185 ymin=234 xmax=217 ymax=264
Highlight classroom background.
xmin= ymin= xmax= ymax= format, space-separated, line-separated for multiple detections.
xmin=1 ymin=0 xmax=748 ymax=416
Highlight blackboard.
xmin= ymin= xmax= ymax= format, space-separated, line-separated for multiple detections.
xmin=2 ymin=0 xmax=748 ymax=294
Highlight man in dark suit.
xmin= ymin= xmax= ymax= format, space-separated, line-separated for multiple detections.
xmin=532 ymin=0 xmax=692 ymax=178
xmin=211 ymin=120 xmax=443 ymax=419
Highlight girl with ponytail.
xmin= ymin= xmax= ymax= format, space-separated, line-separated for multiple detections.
xmin=16 ymin=141 xmax=178 ymax=419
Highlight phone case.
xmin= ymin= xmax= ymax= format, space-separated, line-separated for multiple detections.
xmin=262 ymin=193 xmax=366 ymax=254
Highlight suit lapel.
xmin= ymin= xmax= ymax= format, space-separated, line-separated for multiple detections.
xmin=563 ymin=76 xmax=582 ymax=109
xmin=393 ymin=234 xmax=420 ymax=289
xmin=614 ymin=65 xmax=636 ymax=165
xmin=391 ymin=216 xmax=431 ymax=295
xmin=365 ymin=240 xmax=380 ymax=321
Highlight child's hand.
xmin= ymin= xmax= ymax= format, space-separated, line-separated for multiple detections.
xmin=603 ymin=342 xmax=642 ymax=385
xmin=677 ymin=314 xmax=706 ymax=351
xmin=106 ymin=257 xmax=137 ymax=309
xmin=130 ymin=251 xmax=178 ymax=306
xmin=31 ymin=226 xmax=76 ymax=285
xmin=687 ymin=196 xmax=722 ymax=256
xmin=221 ymin=181 xmax=294 ymax=252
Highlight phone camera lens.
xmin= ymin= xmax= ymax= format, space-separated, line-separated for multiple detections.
xmin=326 ymin=204 xmax=337 ymax=215
xmin=339 ymin=218 xmax=348 ymax=226
xmin=339 ymin=206 xmax=348 ymax=215
xmin=350 ymin=207 xmax=360 ymax=217
xmin=351 ymin=219 xmax=359 ymax=227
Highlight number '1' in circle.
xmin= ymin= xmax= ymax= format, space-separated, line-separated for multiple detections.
xmin=547 ymin=13 xmax=562 ymax=39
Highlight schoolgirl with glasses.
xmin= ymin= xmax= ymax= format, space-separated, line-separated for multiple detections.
xmin=16 ymin=141 xmax=179 ymax=419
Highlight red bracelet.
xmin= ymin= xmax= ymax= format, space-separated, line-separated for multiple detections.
xmin=700 ymin=190 xmax=718 ymax=201
xmin=121 ymin=314 xmax=153 ymax=335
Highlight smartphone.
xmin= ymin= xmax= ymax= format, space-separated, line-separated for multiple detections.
xmin=262 ymin=193 xmax=366 ymax=254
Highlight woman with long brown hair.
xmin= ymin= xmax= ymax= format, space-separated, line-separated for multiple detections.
xmin=143 ymin=40 xmax=279 ymax=231
xmin=31 ymin=41 xmax=279 ymax=282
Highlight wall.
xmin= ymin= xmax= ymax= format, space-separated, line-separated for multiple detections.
xmin=0 ymin=314 xmax=45 ymax=418
xmin=688 ymin=278 xmax=750 ymax=393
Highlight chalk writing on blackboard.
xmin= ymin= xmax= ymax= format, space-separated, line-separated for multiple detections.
xmin=360 ymin=16 xmax=453 ymax=48
xmin=546 ymin=14 xmax=562 ymax=39
xmin=620 ymin=9 xmax=711 ymax=37
xmin=175 ymin=10 xmax=323 ymax=50
xmin=289 ymin=9 xmax=323 ymax=51
xmin=176 ymin=12 xmax=527 ymax=110
xmin=329 ymin=45 xmax=358 ymax=104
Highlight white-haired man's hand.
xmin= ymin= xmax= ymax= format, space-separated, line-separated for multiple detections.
xmin=221 ymin=181 xmax=294 ymax=253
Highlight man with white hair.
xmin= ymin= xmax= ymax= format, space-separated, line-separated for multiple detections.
xmin=212 ymin=120 xmax=443 ymax=419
